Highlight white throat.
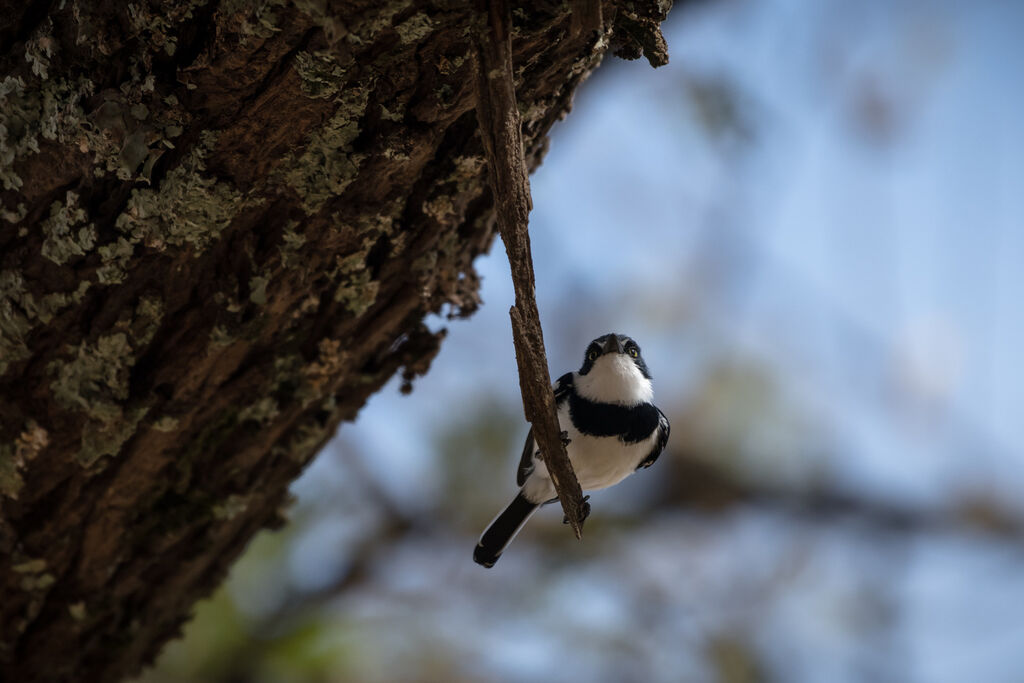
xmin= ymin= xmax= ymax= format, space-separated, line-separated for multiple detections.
xmin=574 ymin=354 xmax=653 ymax=406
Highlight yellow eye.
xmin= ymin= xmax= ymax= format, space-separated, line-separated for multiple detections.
xmin=587 ymin=350 xmax=598 ymax=361
xmin=629 ymin=348 xmax=638 ymax=358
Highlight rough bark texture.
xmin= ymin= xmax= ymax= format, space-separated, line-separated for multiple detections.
xmin=473 ymin=0 xmax=588 ymax=537
xmin=0 ymin=1 xmax=670 ymax=681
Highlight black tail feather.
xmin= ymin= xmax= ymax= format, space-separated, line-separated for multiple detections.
xmin=473 ymin=492 xmax=538 ymax=568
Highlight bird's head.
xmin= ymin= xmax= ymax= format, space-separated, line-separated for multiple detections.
xmin=574 ymin=333 xmax=653 ymax=406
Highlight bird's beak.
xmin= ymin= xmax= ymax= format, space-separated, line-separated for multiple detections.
xmin=601 ymin=335 xmax=623 ymax=355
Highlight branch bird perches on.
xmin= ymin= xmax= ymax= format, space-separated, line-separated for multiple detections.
xmin=472 ymin=0 xmax=591 ymax=537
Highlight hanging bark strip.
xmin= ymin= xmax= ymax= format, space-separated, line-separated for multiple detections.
xmin=472 ymin=0 xmax=590 ymax=537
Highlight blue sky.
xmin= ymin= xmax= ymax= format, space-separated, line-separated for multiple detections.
xmin=335 ymin=0 xmax=1024 ymax=510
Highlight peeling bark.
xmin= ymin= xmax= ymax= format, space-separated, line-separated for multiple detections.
xmin=0 ymin=1 xmax=670 ymax=681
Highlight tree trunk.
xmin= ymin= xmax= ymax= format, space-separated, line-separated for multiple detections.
xmin=0 ymin=1 xmax=669 ymax=680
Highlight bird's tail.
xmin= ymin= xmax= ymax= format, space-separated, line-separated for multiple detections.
xmin=473 ymin=492 xmax=539 ymax=568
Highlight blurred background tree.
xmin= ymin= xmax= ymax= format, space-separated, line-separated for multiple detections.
xmin=138 ymin=0 xmax=1024 ymax=681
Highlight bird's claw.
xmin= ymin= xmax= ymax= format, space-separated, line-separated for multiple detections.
xmin=562 ymin=495 xmax=591 ymax=525
xmin=560 ymin=430 xmax=571 ymax=447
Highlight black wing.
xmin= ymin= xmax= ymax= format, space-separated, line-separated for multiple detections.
xmin=636 ymin=407 xmax=670 ymax=470
xmin=516 ymin=373 xmax=574 ymax=486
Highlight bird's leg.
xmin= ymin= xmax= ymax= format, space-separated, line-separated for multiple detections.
xmin=563 ymin=495 xmax=590 ymax=524
xmin=560 ymin=430 xmax=571 ymax=447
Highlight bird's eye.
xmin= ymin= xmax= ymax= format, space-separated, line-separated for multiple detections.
xmin=629 ymin=348 xmax=638 ymax=358
xmin=587 ymin=350 xmax=598 ymax=361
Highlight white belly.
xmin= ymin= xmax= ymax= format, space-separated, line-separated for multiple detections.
xmin=521 ymin=402 xmax=657 ymax=503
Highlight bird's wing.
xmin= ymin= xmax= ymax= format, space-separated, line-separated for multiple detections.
xmin=552 ymin=372 xmax=574 ymax=403
xmin=516 ymin=427 xmax=535 ymax=486
xmin=636 ymin=407 xmax=670 ymax=470
xmin=516 ymin=373 xmax=574 ymax=486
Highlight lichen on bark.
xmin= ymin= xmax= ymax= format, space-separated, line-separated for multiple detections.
xmin=0 ymin=1 xmax=671 ymax=680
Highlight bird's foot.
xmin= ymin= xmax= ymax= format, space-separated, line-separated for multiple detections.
xmin=563 ymin=495 xmax=591 ymax=525
xmin=560 ymin=430 xmax=571 ymax=447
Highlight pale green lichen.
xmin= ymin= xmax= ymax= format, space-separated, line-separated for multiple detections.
xmin=24 ymin=21 xmax=56 ymax=80
xmin=77 ymin=406 xmax=147 ymax=467
xmin=39 ymin=282 xmax=92 ymax=324
xmin=50 ymin=300 xmax=161 ymax=467
xmin=302 ymin=337 xmax=347 ymax=400
xmin=422 ymin=196 xmax=456 ymax=223
xmin=118 ymin=129 xmax=151 ymax=179
xmin=213 ymin=281 xmax=246 ymax=313
xmin=213 ymin=494 xmax=249 ymax=520
xmin=208 ymin=325 xmax=236 ymax=348
xmin=395 ymin=13 xmax=433 ymax=43
xmin=436 ymin=53 xmax=465 ymax=77
xmin=1 ymin=421 xmax=49 ymax=499
xmin=49 ymin=333 xmax=133 ymax=423
xmin=379 ymin=104 xmax=404 ymax=122
xmin=0 ymin=75 xmax=93 ymax=190
xmin=253 ymin=353 xmax=324 ymax=412
xmin=152 ymin=416 xmax=180 ymax=432
xmin=340 ymin=1 xmax=410 ymax=46
xmin=130 ymin=296 xmax=164 ymax=346
xmin=69 ymin=602 xmax=87 ymax=621
xmin=83 ymin=77 xmax=184 ymax=183
xmin=449 ymin=155 xmax=485 ymax=191
xmin=238 ymin=397 xmax=279 ymax=424
xmin=435 ymin=83 xmax=454 ymax=107
xmin=327 ymin=208 xmax=393 ymax=316
xmin=219 ymin=0 xmax=287 ymax=40
xmin=271 ymin=396 xmax=337 ymax=463
xmin=411 ymin=249 xmax=437 ymax=278
xmin=520 ymin=100 xmax=548 ymax=130
xmin=1 ymin=201 xmax=27 ymax=223
xmin=12 ymin=558 xmax=47 ymax=573
xmin=96 ymin=238 xmax=136 ymax=284
xmin=78 ymin=98 xmax=135 ymax=179
xmin=0 ymin=76 xmax=39 ymax=190
xmin=0 ymin=443 xmax=24 ymax=499
xmin=116 ymin=132 xmax=254 ymax=251
xmin=20 ymin=573 xmax=56 ymax=591
xmin=130 ymin=103 xmax=149 ymax=120
xmin=276 ymin=422 xmax=329 ymax=461
xmin=382 ymin=147 xmax=410 ymax=162
xmin=334 ymin=264 xmax=378 ymax=316
xmin=248 ymin=275 xmax=269 ymax=305
xmin=1 ymin=271 xmax=91 ymax=375
xmin=40 ymin=191 xmax=97 ymax=265
xmin=280 ymin=87 xmax=370 ymax=213
xmin=126 ymin=0 xmax=206 ymax=58
xmin=293 ymin=0 xmax=351 ymax=44
xmin=279 ymin=221 xmax=306 ymax=268
xmin=0 ymin=273 xmax=33 ymax=374
xmin=294 ymin=50 xmax=350 ymax=100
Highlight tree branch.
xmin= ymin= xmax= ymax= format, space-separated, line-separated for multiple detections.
xmin=472 ymin=0 xmax=589 ymax=537
xmin=570 ymin=0 xmax=604 ymax=40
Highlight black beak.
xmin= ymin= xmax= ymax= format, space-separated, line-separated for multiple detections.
xmin=601 ymin=335 xmax=623 ymax=355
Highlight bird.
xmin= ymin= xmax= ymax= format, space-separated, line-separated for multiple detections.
xmin=473 ymin=333 xmax=670 ymax=568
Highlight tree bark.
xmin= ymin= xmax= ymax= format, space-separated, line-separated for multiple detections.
xmin=0 ymin=1 xmax=670 ymax=681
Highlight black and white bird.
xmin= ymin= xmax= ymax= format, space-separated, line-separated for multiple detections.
xmin=474 ymin=333 xmax=670 ymax=568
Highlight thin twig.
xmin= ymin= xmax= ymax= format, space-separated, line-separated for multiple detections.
xmin=472 ymin=0 xmax=588 ymax=537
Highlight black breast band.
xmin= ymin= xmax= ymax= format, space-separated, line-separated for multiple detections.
xmin=569 ymin=392 xmax=660 ymax=443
